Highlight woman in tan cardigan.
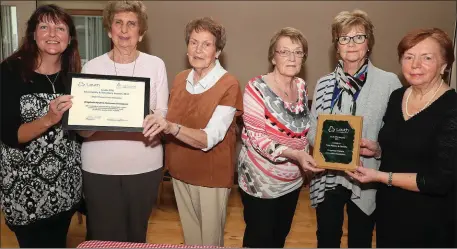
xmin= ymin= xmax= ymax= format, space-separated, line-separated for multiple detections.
xmin=143 ymin=17 xmax=243 ymax=247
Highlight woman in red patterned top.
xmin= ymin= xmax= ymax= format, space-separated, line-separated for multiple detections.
xmin=237 ymin=27 xmax=323 ymax=248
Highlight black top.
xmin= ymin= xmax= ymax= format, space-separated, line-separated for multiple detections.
xmin=376 ymin=87 xmax=457 ymax=247
xmin=0 ymin=58 xmax=82 ymax=226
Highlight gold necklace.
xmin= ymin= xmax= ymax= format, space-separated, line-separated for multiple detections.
xmin=112 ymin=50 xmax=138 ymax=77
xmin=272 ymin=73 xmax=295 ymax=99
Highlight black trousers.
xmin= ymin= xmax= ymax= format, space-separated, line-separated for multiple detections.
xmin=240 ymin=187 xmax=301 ymax=248
xmin=7 ymin=208 xmax=75 ymax=248
xmin=315 ymin=185 xmax=375 ymax=248
xmin=83 ymin=168 xmax=162 ymax=243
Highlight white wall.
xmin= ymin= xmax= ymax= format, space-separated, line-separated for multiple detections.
xmin=37 ymin=1 xmax=106 ymax=10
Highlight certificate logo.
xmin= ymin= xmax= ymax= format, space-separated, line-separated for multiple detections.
xmin=116 ymin=82 xmax=137 ymax=89
xmin=78 ymin=81 xmax=100 ymax=87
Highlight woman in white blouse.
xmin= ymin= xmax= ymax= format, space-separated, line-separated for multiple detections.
xmin=78 ymin=1 xmax=168 ymax=243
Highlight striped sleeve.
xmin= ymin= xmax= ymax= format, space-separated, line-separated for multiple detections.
xmin=307 ymin=74 xmax=335 ymax=146
xmin=242 ymin=81 xmax=289 ymax=162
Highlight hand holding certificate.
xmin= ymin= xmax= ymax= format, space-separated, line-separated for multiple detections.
xmin=142 ymin=112 xmax=173 ymax=140
xmin=46 ymin=95 xmax=73 ymax=126
xmin=63 ymin=73 xmax=150 ymax=132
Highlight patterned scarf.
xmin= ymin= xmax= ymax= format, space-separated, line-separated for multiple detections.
xmin=330 ymin=59 xmax=369 ymax=115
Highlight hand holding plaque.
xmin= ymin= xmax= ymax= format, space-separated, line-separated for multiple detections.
xmin=290 ymin=150 xmax=325 ymax=173
xmin=313 ymin=114 xmax=363 ymax=171
xmin=359 ymin=138 xmax=382 ymax=158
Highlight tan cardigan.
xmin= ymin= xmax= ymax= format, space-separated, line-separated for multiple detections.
xmin=165 ymin=69 xmax=243 ymax=188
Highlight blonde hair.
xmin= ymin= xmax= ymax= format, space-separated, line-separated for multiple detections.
xmin=332 ymin=9 xmax=375 ymax=56
xmin=103 ymin=1 xmax=148 ymax=35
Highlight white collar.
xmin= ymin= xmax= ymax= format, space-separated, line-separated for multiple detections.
xmin=186 ymin=60 xmax=227 ymax=89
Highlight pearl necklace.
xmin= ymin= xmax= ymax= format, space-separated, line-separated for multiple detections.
xmin=405 ymin=79 xmax=443 ymax=117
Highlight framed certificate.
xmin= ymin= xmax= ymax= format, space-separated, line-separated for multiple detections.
xmin=63 ymin=73 xmax=150 ymax=132
xmin=313 ymin=114 xmax=363 ymax=171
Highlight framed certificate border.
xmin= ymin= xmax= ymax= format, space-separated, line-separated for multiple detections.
xmin=63 ymin=73 xmax=150 ymax=132
xmin=313 ymin=114 xmax=363 ymax=171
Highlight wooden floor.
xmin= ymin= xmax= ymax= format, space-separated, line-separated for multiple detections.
xmin=1 ymin=181 xmax=375 ymax=248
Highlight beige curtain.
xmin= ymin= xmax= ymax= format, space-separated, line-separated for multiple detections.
xmin=86 ymin=16 xmax=106 ymax=60
xmin=1 ymin=6 xmax=14 ymax=60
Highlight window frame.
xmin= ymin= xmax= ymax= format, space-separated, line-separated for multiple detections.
xmin=66 ymin=9 xmax=113 ymax=64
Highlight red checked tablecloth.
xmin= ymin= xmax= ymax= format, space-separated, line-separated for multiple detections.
xmin=77 ymin=240 xmax=222 ymax=248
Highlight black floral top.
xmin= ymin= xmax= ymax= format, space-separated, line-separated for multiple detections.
xmin=0 ymin=59 xmax=82 ymax=226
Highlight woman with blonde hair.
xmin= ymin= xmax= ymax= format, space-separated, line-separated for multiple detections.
xmin=79 ymin=1 xmax=168 ymax=242
xmin=307 ymin=9 xmax=401 ymax=247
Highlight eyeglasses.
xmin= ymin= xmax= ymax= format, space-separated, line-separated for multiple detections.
xmin=336 ymin=35 xmax=367 ymax=45
xmin=275 ymin=50 xmax=306 ymax=58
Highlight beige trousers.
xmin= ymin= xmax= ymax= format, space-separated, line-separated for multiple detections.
xmin=172 ymin=178 xmax=231 ymax=246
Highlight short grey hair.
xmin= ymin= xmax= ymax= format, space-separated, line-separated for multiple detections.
xmin=103 ymin=1 xmax=148 ymax=35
